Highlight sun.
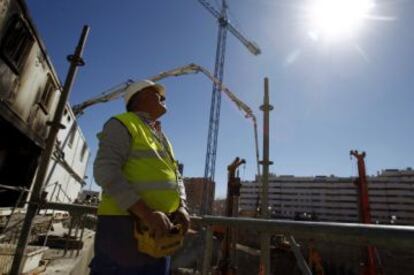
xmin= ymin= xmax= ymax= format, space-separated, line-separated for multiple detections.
xmin=306 ymin=0 xmax=375 ymax=41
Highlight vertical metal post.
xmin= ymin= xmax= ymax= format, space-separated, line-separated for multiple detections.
xmin=64 ymin=216 xmax=74 ymax=256
xmin=10 ymin=25 xmax=89 ymax=275
xmin=202 ymin=226 xmax=214 ymax=275
xmin=231 ymin=187 xmax=239 ymax=270
xmin=289 ymin=236 xmax=312 ymax=275
xmin=253 ymin=119 xmax=261 ymax=178
xmin=51 ymin=182 xmax=59 ymax=202
xmin=2 ymin=187 xmax=25 ymax=234
xmin=56 ymin=184 xmax=62 ymax=202
xmin=42 ymin=182 xmax=59 ymax=246
xmin=76 ymin=215 xmax=86 ymax=257
xmin=70 ymin=215 xmax=80 ymax=256
xmin=259 ymin=77 xmax=273 ymax=275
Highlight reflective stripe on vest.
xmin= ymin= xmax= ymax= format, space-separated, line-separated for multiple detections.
xmin=129 ymin=149 xmax=169 ymax=159
xmin=97 ymin=112 xmax=180 ymax=216
xmin=130 ymin=181 xmax=178 ymax=192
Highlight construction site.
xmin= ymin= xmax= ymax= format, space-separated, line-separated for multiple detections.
xmin=0 ymin=0 xmax=413 ymax=274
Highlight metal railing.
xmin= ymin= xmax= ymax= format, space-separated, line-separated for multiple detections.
xmin=7 ymin=200 xmax=414 ymax=274
xmin=42 ymin=202 xmax=97 ymax=257
xmin=2 ymin=202 xmax=97 ymax=274
xmin=194 ymin=215 xmax=414 ymax=275
xmin=0 ymin=184 xmax=30 ymax=238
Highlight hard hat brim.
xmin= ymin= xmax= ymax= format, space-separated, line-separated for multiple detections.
xmin=124 ymin=80 xmax=166 ymax=106
xmin=151 ymin=83 xmax=165 ymax=99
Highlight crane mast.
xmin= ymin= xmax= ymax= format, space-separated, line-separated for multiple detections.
xmin=204 ymin=0 xmax=228 ymax=185
xmin=198 ymin=0 xmax=261 ymax=214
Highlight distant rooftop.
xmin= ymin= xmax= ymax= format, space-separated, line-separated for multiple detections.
xmin=378 ymin=168 xmax=414 ymax=177
xmin=252 ymin=168 xmax=414 ymax=182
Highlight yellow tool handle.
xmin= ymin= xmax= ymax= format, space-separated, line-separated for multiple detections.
xmin=133 ymin=221 xmax=184 ymax=258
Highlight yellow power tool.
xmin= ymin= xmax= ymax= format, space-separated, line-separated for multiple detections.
xmin=134 ymin=220 xmax=184 ymax=258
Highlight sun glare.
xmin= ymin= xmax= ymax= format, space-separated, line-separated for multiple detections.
xmin=307 ymin=0 xmax=375 ymax=41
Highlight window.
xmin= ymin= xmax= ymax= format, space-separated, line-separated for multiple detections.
xmin=68 ymin=124 xmax=76 ymax=148
xmin=39 ymin=75 xmax=56 ymax=112
xmin=80 ymin=142 xmax=87 ymax=162
xmin=1 ymin=15 xmax=34 ymax=73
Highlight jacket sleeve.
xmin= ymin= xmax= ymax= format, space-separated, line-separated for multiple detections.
xmin=93 ymin=118 xmax=140 ymax=211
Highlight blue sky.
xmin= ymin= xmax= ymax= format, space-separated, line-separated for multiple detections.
xmin=26 ymin=0 xmax=413 ymax=198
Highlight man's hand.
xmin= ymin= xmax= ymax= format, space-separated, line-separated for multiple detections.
xmin=142 ymin=211 xmax=174 ymax=238
xmin=129 ymin=200 xmax=173 ymax=238
xmin=172 ymin=207 xmax=190 ymax=234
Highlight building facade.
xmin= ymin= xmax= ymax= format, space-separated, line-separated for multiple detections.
xmin=239 ymin=168 xmax=414 ymax=225
xmin=42 ymin=106 xmax=90 ymax=205
xmin=0 ymin=0 xmax=89 ymax=213
xmin=183 ymin=177 xmax=215 ymax=215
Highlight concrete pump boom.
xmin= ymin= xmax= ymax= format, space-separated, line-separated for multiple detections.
xmin=71 ymin=63 xmax=261 ymax=177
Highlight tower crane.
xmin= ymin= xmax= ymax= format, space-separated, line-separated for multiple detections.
xmin=197 ymin=0 xmax=261 ymax=214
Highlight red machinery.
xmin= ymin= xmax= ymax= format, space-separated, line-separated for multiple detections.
xmin=350 ymin=150 xmax=380 ymax=275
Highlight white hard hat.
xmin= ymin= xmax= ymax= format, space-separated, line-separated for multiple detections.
xmin=123 ymin=79 xmax=165 ymax=106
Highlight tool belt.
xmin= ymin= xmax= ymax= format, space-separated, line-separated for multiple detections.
xmin=133 ymin=215 xmax=184 ymax=258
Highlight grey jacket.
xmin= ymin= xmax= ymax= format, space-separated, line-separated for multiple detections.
xmin=93 ymin=113 xmax=186 ymax=211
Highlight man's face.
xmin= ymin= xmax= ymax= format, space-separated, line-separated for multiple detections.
xmin=137 ymin=87 xmax=167 ymax=120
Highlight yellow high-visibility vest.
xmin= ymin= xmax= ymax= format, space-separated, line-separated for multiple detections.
xmin=97 ymin=112 xmax=180 ymax=216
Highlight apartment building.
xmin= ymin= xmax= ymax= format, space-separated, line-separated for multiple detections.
xmin=183 ymin=177 xmax=215 ymax=215
xmin=240 ymin=168 xmax=414 ymax=225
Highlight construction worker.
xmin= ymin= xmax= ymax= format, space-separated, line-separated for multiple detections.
xmin=90 ymin=80 xmax=189 ymax=274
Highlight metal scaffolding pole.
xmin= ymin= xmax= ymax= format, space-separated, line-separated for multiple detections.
xmin=10 ymin=25 xmax=89 ymax=275
xmin=259 ymin=77 xmax=273 ymax=275
xmin=195 ymin=216 xmax=414 ymax=250
xmin=201 ymin=226 xmax=214 ymax=275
